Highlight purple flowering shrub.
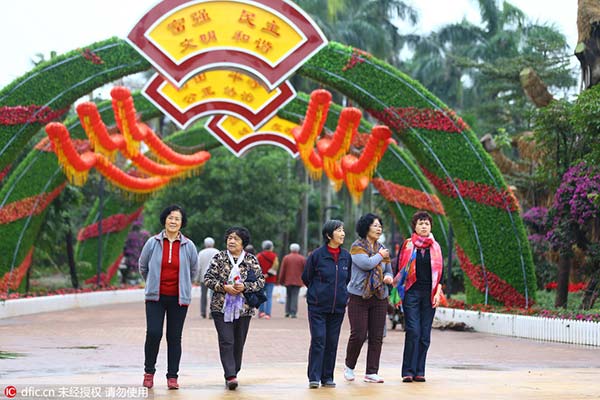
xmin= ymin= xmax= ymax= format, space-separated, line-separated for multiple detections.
xmin=546 ymin=162 xmax=600 ymax=253
xmin=122 ymin=216 xmax=150 ymax=282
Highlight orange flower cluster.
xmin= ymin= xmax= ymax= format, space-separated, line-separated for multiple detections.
xmin=45 ymin=87 xmax=211 ymax=194
xmin=0 ymin=184 xmax=66 ymax=224
xmin=293 ymin=90 xmax=395 ymax=202
xmin=0 ymin=248 xmax=33 ymax=294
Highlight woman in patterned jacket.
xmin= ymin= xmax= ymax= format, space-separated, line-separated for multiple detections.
xmin=204 ymin=226 xmax=265 ymax=390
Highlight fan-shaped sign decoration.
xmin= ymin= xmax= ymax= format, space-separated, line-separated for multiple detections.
xmin=127 ymin=0 xmax=328 ymax=90
xmin=143 ymin=70 xmax=295 ymax=129
xmin=205 ymin=114 xmax=298 ymax=157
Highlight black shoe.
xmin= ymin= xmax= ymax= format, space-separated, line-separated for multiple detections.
xmin=402 ymin=376 xmax=413 ymax=382
xmin=321 ymin=380 xmax=336 ymax=387
xmin=225 ymin=377 xmax=238 ymax=390
xmin=413 ymin=376 xmax=426 ymax=382
xmin=308 ymin=381 xmax=319 ymax=389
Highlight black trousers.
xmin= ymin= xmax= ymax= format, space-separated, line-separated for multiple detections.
xmin=200 ymin=283 xmax=209 ymax=318
xmin=307 ymin=310 xmax=345 ymax=383
xmin=212 ymin=312 xmax=251 ymax=379
xmin=144 ymin=295 xmax=188 ymax=378
xmin=285 ymin=285 xmax=300 ymax=316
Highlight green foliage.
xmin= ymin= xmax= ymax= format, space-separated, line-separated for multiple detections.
xmin=404 ymin=1 xmax=576 ymax=137
xmin=144 ymin=146 xmax=306 ymax=250
xmin=0 ymin=37 xmax=150 ymax=171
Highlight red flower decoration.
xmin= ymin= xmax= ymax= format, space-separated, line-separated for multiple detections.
xmin=0 ymin=105 xmax=69 ymax=126
xmin=372 ymin=177 xmax=445 ymax=214
xmin=368 ymin=106 xmax=469 ymax=133
xmin=0 ymin=184 xmax=66 ymax=224
xmin=421 ymin=167 xmax=519 ymax=212
xmin=77 ymin=207 xmax=143 ymax=241
xmin=455 ymin=244 xmax=532 ymax=307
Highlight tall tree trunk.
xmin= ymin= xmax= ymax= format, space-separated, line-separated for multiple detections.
xmin=581 ymin=270 xmax=599 ymax=310
xmin=65 ymin=229 xmax=79 ymax=289
xmin=555 ymin=253 xmax=572 ymax=308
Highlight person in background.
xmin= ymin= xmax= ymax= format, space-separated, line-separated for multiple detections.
xmin=196 ymin=237 xmax=219 ymax=319
xmin=302 ymin=220 xmax=351 ymax=389
xmin=138 ymin=205 xmax=198 ymax=390
xmin=204 ymin=226 xmax=265 ymax=390
xmin=393 ymin=211 xmax=444 ymax=383
xmin=343 ymin=213 xmax=393 ymax=384
xmin=244 ymin=244 xmax=256 ymax=255
xmin=278 ymin=243 xmax=306 ymax=318
xmin=256 ymin=240 xmax=279 ymax=319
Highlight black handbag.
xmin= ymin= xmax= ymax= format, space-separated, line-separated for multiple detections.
xmin=244 ymin=268 xmax=267 ymax=308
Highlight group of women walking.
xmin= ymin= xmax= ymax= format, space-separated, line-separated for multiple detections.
xmin=138 ymin=204 xmax=444 ymax=391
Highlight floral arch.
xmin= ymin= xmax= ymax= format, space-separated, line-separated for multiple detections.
xmin=0 ymin=38 xmax=535 ymax=306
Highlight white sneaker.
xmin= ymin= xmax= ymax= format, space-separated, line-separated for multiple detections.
xmin=364 ymin=374 xmax=384 ymax=383
xmin=344 ymin=366 xmax=355 ymax=381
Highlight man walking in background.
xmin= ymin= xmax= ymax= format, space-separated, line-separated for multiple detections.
xmin=197 ymin=237 xmax=219 ymax=318
xmin=279 ymin=243 xmax=306 ymax=318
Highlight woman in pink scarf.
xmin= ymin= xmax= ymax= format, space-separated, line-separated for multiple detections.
xmin=393 ymin=211 xmax=444 ymax=383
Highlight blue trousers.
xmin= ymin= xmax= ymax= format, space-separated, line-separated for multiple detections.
xmin=258 ymin=282 xmax=275 ymax=316
xmin=402 ymin=288 xmax=436 ymax=377
xmin=307 ymin=310 xmax=345 ymax=383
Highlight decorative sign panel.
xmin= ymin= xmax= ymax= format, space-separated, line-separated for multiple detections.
xmin=143 ymin=70 xmax=295 ymax=129
xmin=128 ymin=0 xmax=327 ymax=90
xmin=205 ymin=114 xmax=298 ymax=156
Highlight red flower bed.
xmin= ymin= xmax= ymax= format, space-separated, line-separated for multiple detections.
xmin=446 ymin=298 xmax=600 ymax=322
xmin=544 ymin=281 xmax=587 ymax=292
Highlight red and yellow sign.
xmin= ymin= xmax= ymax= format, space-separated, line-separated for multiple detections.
xmin=128 ymin=0 xmax=327 ymax=90
xmin=143 ymin=70 xmax=295 ymax=129
xmin=205 ymin=114 xmax=298 ymax=157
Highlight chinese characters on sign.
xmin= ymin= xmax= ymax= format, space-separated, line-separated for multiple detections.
xmin=128 ymin=0 xmax=327 ymax=156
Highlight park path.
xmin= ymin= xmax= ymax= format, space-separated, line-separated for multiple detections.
xmin=1 ymin=294 xmax=599 ymax=399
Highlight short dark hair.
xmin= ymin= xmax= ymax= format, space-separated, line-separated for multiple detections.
xmin=322 ymin=219 xmax=344 ymax=244
xmin=356 ymin=213 xmax=382 ymax=239
xmin=411 ymin=211 xmax=432 ymax=232
xmin=224 ymin=226 xmax=251 ymax=248
xmin=159 ymin=204 xmax=187 ymax=228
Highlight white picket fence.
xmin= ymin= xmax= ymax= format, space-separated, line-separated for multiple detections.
xmin=436 ymin=307 xmax=600 ymax=346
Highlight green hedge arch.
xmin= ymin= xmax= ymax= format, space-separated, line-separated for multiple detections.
xmin=0 ymin=38 xmax=534 ymax=306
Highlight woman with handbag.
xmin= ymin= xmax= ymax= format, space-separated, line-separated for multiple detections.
xmin=203 ymin=226 xmax=265 ymax=390
xmin=343 ymin=213 xmax=394 ymax=384
xmin=393 ymin=211 xmax=444 ymax=383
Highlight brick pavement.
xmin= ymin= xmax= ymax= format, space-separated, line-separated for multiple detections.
xmin=1 ymin=293 xmax=600 ymax=399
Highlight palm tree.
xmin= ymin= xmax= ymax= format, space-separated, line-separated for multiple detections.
xmin=296 ymin=0 xmax=418 ymax=66
xmin=405 ymin=0 xmax=575 ymax=135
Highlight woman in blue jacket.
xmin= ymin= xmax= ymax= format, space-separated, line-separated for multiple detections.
xmin=302 ymin=220 xmax=351 ymax=389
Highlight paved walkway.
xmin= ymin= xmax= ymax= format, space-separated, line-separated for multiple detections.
xmin=1 ymin=295 xmax=599 ymax=399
